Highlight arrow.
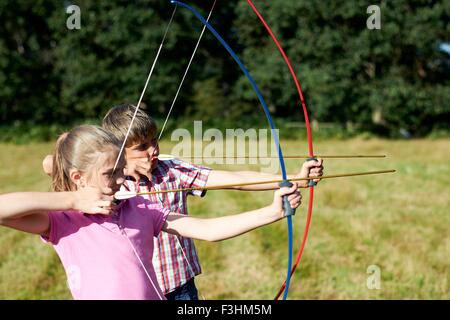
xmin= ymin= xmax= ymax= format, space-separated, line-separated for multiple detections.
xmin=152 ymin=154 xmax=386 ymax=161
xmin=114 ymin=169 xmax=396 ymax=200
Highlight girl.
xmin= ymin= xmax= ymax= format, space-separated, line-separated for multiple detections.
xmin=0 ymin=125 xmax=301 ymax=300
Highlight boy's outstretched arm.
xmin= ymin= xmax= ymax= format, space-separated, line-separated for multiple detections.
xmin=206 ymin=158 xmax=324 ymax=191
xmin=162 ymin=185 xmax=300 ymax=242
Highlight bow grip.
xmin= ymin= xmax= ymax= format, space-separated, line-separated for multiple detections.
xmin=279 ymin=180 xmax=296 ymax=217
xmin=307 ymin=157 xmax=318 ymax=187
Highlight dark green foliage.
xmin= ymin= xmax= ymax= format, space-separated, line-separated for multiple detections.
xmin=0 ymin=0 xmax=60 ymax=125
xmin=234 ymin=0 xmax=449 ymax=138
xmin=0 ymin=0 xmax=448 ymax=140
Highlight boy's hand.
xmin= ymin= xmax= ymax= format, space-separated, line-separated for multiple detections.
xmin=272 ymin=184 xmax=302 ymax=218
xmin=72 ymin=186 xmax=116 ymax=215
xmin=295 ymin=158 xmax=324 ymax=188
xmin=124 ymin=157 xmax=153 ymax=181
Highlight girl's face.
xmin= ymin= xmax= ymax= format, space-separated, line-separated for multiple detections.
xmin=81 ymin=148 xmax=126 ymax=195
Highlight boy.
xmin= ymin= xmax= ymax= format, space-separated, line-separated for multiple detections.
xmin=44 ymin=103 xmax=323 ymax=299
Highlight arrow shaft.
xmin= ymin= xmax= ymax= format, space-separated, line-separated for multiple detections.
xmin=157 ymin=155 xmax=385 ymax=159
xmin=128 ymin=154 xmax=386 ymax=161
xmin=134 ymin=169 xmax=395 ymax=196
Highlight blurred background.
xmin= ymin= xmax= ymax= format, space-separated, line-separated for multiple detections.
xmin=0 ymin=0 xmax=448 ymax=299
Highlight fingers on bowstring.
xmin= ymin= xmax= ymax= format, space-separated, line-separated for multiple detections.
xmin=97 ymin=199 xmax=114 ymax=208
xmin=124 ymin=168 xmax=141 ymax=183
xmin=93 ymin=205 xmax=112 ymax=215
xmin=102 ymin=187 xmax=114 ymax=197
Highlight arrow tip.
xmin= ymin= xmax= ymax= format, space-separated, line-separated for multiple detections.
xmin=158 ymin=154 xmax=175 ymax=161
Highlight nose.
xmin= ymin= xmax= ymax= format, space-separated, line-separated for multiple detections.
xmin=148 ymin=145 xmax=159 ymax=158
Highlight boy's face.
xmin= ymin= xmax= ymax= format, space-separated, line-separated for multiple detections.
xmin=124 ymin=136 xmax=160 ymax=176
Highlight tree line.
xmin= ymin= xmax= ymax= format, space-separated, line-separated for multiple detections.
xmin=0 ymin=0 xmax=448 ymax=139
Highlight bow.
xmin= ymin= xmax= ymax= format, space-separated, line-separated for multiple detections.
xmin=246 ymin=0 xmax=316 ymax=300
xmin=171 ymin=0 xmax=297 ymax=300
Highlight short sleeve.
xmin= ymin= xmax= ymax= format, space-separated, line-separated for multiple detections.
xmin=146 ymin=204 xmax=171 ymax=237
xmin=171 ymin=159 xmax=211 ymax=197
xmin=40 ymin=211 xmax=63 ymax=244
xmin=40 ymin=210 xmax=84 ymax=245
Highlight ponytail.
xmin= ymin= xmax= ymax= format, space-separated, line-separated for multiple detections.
xmin=52 ymin=132 xmax=74 ymax=192
xmin=50 ymin=125 xmax=120 ymax=192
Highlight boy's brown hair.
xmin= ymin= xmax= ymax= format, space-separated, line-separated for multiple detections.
xmin=102 ymin=104 xmax=157 ymax=147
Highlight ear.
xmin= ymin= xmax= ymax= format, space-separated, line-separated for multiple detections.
xmin=42 ymin=155 xmax=53 ymax=176
xmin=69 ymin=169 xmax=85 ymax=188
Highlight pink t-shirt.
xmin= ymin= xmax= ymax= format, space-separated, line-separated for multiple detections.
xmin=42 ymin=197 xmax=170 ymax=300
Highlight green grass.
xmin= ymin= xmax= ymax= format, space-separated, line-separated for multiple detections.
xmin=0 ymin=139 xmax=448 ymax=299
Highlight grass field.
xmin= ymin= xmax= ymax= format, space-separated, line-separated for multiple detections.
xmin=0 ymin=138 xmax=448 ymax=299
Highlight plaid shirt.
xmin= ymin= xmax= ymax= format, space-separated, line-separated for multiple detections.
xmin=123 ymin=159 xmax=211 ymax=294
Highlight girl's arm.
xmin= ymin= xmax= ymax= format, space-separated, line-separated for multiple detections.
xmin=162 ymin=185 xmax=300 ymax=242
xmin=0 ymin=192 xmax=72 ymax=235
xmin=206 ymin=158 xmax=323 ymax=190
xmin=0 ymin=188 xmax=114 ymax=235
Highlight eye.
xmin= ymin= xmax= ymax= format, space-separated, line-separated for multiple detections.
xmin=114 ymin=169 xmax=124 ymax=178
xmin=138 ymin=143 xmax=149 ymax=151
xmin=104 ymin=170 xmax=113 ymax=177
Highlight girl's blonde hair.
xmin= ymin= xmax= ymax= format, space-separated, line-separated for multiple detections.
xmin=52 ymin=125 xmax=120 ymax=192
